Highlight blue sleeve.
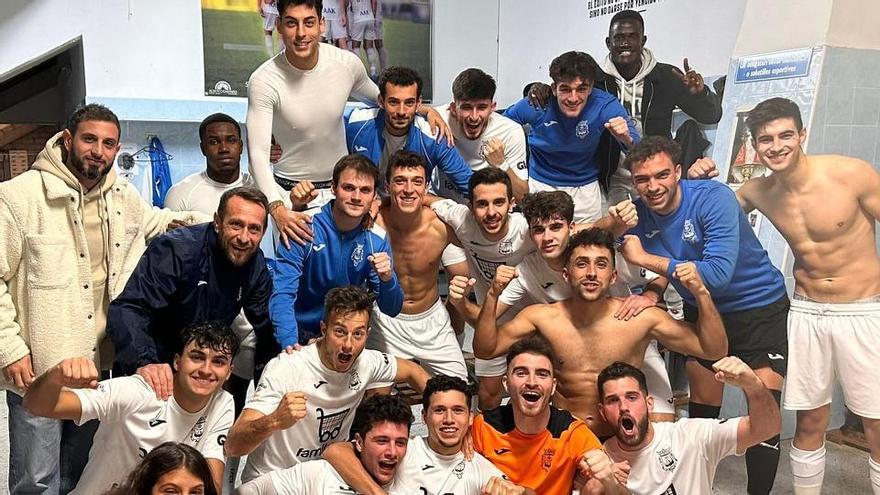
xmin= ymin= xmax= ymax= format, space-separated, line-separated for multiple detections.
xmin=600 ymin=97 xmax=641 ymax=148
xmin=344 ymin=108 xmax=357 ymax=153
xmin=243 ymin=261 xmax=279 ymax=369
xmin=432 ymin=141 xmax=473 ymax=199
xmin=666 ymin=186 xmax=739 ymax=292
xmin=106 ymin=236 xmax=179 ymax=375
xmin=369 ymin=234 xmax=403 ymax=318
xmin=269 ymin=242 xmax=307 ymax=348
xmin=503 ymin=98 xmax=541 ymax=125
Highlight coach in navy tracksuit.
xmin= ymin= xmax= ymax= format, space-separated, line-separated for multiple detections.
xmin=108 ymin=187 xmax=275 ymax=389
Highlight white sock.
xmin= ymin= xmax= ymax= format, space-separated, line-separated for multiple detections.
xmin=378 ymin=46 xmax=388 ymax=69
xmin=870 ymin=457 xmax=880 ymax=495
xmin=264 ymin=34 xmax=274 ymax=55
xmin=790 ymin=443 xmax=826 ymax=494
xmin=366 ymin=47 xmax=379 ymax=77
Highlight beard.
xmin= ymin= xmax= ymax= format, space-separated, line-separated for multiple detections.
xmin=617 ymin=413 xmax=650 ymax=447
xmin=69 ymin=151 xmax=109 ymax=181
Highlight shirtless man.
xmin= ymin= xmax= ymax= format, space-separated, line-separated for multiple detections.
xmin=472 ymin=227 xmax=727 ymax=437
xmin=688 ymin=97 xmax=880 ymax=495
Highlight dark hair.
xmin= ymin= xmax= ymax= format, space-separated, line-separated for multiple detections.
xmin=198 ymin=113 xmax=241 ymax=142
xmin=597 ymin=361 xmax=649 ymax=398
xmin=332 ymin=154 xmax=380 ymax=189
xmin=217 ymin=186 xmax=270 ymax=227
xmin=609 ymin=9 xmax=645 ymax=32
xmin=324 ymin=286 xmax=376 ymax=321
xmin=563 ymin=228 xmax=616 ymax=268
xmin=521 ymin=191 xmax=574 ymax=225
xmin=353 ymin=394 xmax=414 ymax=439
xmin=468 ymin=167 xmax=512 ymax=201
xmin=746 ymin=97 xmax=804 ymax=140
xmin=549 ymin=51 xmax=599 ymax=85
xmin=66 ymin=103 xmax=120 ymax=139
xmin=178 ymin=321 xmax=240 ymax=360
xmin=506 ymin=335 xmax=556 ymax=371
xmin=621 ymin=135 xmax=681 ymax=171
xmin=452 ymin=68 xmax=496 ymax=102
xmin=422 ymin=375 xmax=473 ymax=411
xmin=378 ymin=66 xmax=423 ymax=99
xmin=385 ymin=150 xmax=427 ymax=183
xmin=277 ymin=0 xmax=323 ymax=18
xmin=104 ymin=442 xmax=217 ymax=495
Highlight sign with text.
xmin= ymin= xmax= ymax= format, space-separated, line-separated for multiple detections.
xmin=734 ymin=48 xmax=812 ymax=84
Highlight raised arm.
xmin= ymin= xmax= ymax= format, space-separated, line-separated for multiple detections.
xmin=324 ymin=442 xmax=386 ymax=495
xmin=225 ymin=391 xmax=307 ymax=457
xmin=712 ymin=356 xmax=781 ymax=454
xmin=393 ymin=357 xmax=430 ymax=393
xmin=473 ymin=266 xmax=541 ymax=359
xmin=22 ymin=357 xmax=97 ymax=420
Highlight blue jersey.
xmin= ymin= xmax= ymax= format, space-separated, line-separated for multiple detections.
xmin=269 ymin=201 xmax=404 ymax=346
xmin=629 ymin=180 xmax=786 ymax=313
xmin=504 ymin=89 xmax=638 ymax=187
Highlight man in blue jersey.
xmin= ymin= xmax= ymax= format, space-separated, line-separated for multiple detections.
xmin=617 ymin=136 xmax=788 ymax=495
xmin=270 ymin=154 xmax=404 ymax=347
xmin=504 ymin=50 xmax=639 ymax=222
xmin=342 ymin=66 xmax=473 ymax=199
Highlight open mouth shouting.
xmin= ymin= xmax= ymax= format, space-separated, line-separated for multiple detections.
xmin=521 ymin=389 xmax=542 ymax=404
xmin=337 ymin=351 xmax=354 ymax=368
xmin=619 ymin=415 xmax=636 ymax=435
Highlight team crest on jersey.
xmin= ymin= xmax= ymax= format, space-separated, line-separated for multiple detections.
xmin=576 ymin=120 xmax=589 ymax=139
xmin=478 ymin=140 xmax=488 ymax=160
xmin=317 ymin=407 xmax=351 ymax=442
xmin=453 ymin=460 xmax=466 ymax=479
xmin=681 ymin=219 xmax=697 ymax=244
xmin=656 ymin=446 xmax=678 ymax=472
xmin=498 ymin=239 xmax=514 ymax=255
xmin=352 ymin=243 xmax=365 ymax=266
xmin=349 ymin=371 xmax=362 ymax=390
xmin=188 ymin=415 xmax=207 ymax=444
xmin=541 ymin=447 xmax=556 ymax=471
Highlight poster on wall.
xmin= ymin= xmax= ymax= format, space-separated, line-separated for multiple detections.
xmin=201 ymin=0 xmax=433 ymax=100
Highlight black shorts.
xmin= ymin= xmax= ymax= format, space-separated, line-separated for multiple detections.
xmin=683 ymin=294 xmax=789 ymax=377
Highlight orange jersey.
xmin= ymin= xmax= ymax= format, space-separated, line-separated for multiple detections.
xmin=472 ymin=405 xmax=602 ymax=495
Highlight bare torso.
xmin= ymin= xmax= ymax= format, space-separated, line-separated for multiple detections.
xmin=531 ymin=298 xmax=655 ymax=437
xmin=377 ymin=206 xmax=451 ymax=314
xmin=742 ymin=155 xmax=880 ymax=302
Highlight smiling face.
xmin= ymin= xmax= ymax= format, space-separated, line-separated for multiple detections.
xmin=451 ymin=98 xmax=496 ymax=140
xmin=277 ymin=3 xmax=324 ymax=68
xmin=752 ymin=117 xmax=806 ymax=173
xmin=529 ymin=216 xmax=572 ymax=261
xmin=598 ymin=376 xmax=653 ymax=449
xmin=332 ymin=168 xmax=377 ymax=221
xmin=631 ymin=152 xmax=682 ymax=216
xmin=380 ymin=83 xmax=420 ymax=136
xmin=318 ymin=309 xmax=370 ymax=373
xmin=423 ymin=390 xmax=471 ymax=455
xmin=563 ymin=244 xmax=617 ymax=302
xmin=470 ymin=182 xmax=511 ymax=240
xmin=62 ymin=120 xmax=120 ymax=189
xmin=505 ymin=352 xmax=557 ymax=418
xmin=173 ymin=340 xmax=233 ymax=398
xmin=388 ymin=164 xmax=427 ymax=214
xmin=355 ymin=421 xmax=410 ymax=486
xmin=606 ymin=19 xmax=646 ymax=69
xmin=214 ymin=195 xmax=267 ymax=267
xmin=551 ymin=77 xmax=593 ymax=119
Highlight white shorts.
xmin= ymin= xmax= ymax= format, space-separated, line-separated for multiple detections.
xmin=783 ymin=297 xmax=880 ymax=418
xmin=643 ymin=340 xmax=674 ymax=415
xmin=528 ymin=178 xmax=603 ymax=223
xmin=441 ymin=244 xmax=468 ymax=267
xmin=349 ymin=20 xmax=378 ymax=42
xmin=368 ymin=298 xmax=468 ymax=379
xmin=262 ymin=13 xmax=278 ymax=32
xmin=324 ymin=19 xmax=348 ymax=40
xmin=475 ymin=356 xmax=507 ymax=377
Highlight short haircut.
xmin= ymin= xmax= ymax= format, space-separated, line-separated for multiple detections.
xmin=520 ymin=191 xmax=574 ymax=225
xmin=385 ymin=150 xmax=427 ymax=183
xmin=549 ymin=51 xmax=599 ymax=85
xmin=332 ymin=154 xmax=380 ymax=189
xmin=622 ymin=135 xmax=681 ymax=171
xmin=178 ymin=321 xmax=240 ymax=362
xmin=506 ymin=335 xmax=556 ymax=371
xmin=422 ymin=375 xmax=473 ymax=411
xmin=563 ymin=228 xmax=616 ymax=268
xmin=66 ymin=103 xmax=120 ymax=139
xmin=609 ymin=9 xmax=645 ymax=32
xmin=468 ymin=167 xmax=512 ymax=200
xmin=353 ymin=394 xmax=414 ymax=438
xmin=324 ymin=286 xmax=375 ymax=321
xmin=198 ymin=113 xmax=241 ymax=142
xmin=378 ymin=66 xmax=422 ymax=99
xmin=597 ymin=361 xmax=649 ymax=398
xmin=217 ymin=186 xmax=270 ymax=227
xmin=452 ymin=68 xmax=497 ymax=102
xmin=277 ymin=0 xmax=323 ymax=18
xmin=108 ymin=442 xmax=217 ymax=495
xmin=746 ymin=97 xmax=804 ymax=139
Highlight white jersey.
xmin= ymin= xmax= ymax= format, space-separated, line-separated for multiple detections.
xmin=431 ymin=200 xmax=535 ymax=302
xmin=394 ymin=436 xmax=505 ymax=495
xmin=241 ymin=345 xmax=398 ymax=482
xmin=604 ymin=418 xmax=742 ymax=495
xmin=322 ymin=0 xmax=341 ymax=20
xmin=247 ymin=43 xmax=379 ymax=203
xmin=164 ymin=171 xmax=253 ymax=214
xmin=261 ymin=0 xmax=279 ymax=16
xmin=348 ymin=0 xmax=375 ymax=23
xmin=70 ymin=376 xmax=233 ymax=495
xmin=268 ymin=458 xmax=410 ymax=494
xmin=498 ymin=251 xmax=569 ymax=306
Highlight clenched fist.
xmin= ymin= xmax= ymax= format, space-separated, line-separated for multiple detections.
xmin=712 ymin=356 xmax=763 ymax=391
xmin=447 ymin=275 xmax=476 ymax=308
xmin=54 ymin=357 xmax=99 ymax=390
xmin=490 ymin=265 xmax=518 ymax=296
xmin=289 ymin=180 xmax=319 ymax=209
xmin=687 ymin=157 xmax=719 ymax=180
xmin=579 ymin=449 xmax=617 ymax=486
xmin=483 ymin=138 xmax=506 ymax=168
xmin=604 ymin=116 xmax=633 ymax=147
xmin=608 ymin=198 xmax=638 ymax=230
xmin=368 ymin=252 xmax=394 ymax=282
xmin=481 ymin=476 xmax=525 ymax=495
xmin=272 ymin=392 xmax=308 ymax=430
xmin=673 ymin=261 xmax=707 ymax=296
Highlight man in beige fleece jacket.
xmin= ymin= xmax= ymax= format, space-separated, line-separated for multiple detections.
xmin=0 ymin=104 xmax=207 ymax=494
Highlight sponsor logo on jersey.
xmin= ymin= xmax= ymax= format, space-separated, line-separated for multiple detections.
xmin=543 ymin=120 xmax=558 ymax=127
xmin=314 ymin=380 xmax=328 ymax=389
xmin=657 ymin=446 xmax=678 ymax=472
xmin=575 ymin=120 xmax=589 ymax=139
xmin=767 ymin=353 xmax=785 ymax=360
xmin=349 ymin=371 xmax=361 ymax=390
xmin=217 ymin=434 xmax=227 ymax=446
xmin=317 ymin=407 xmax=351 ymax=443
xmin=681 ymin=219 xmax=697 ymax=244
xmin=646 ymin=229 xmax=661 ymax=239
xmin=541 ymin=447 xmax=556 ymax=471
xmin=352 ymin=243 xmax=365 ymax=266
xmin=516 ymin=160 xmax=527 ymax=170
xmin=493 ymin=448 xmax=511 ymax=455
xmin=148 ymin=418 xmax=167 ymax=428
xmin=313 ymin=243 xmax=326 ymax=252
xmin=479 ymin=140 xmax=488 ymax=160
xmin=354 ymin=145 xmax=369 ymax=152
xmin=541 ymin=281 xmax=554 ymax=289
xmin=421 ymin=464 xmax=434 ymax=471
